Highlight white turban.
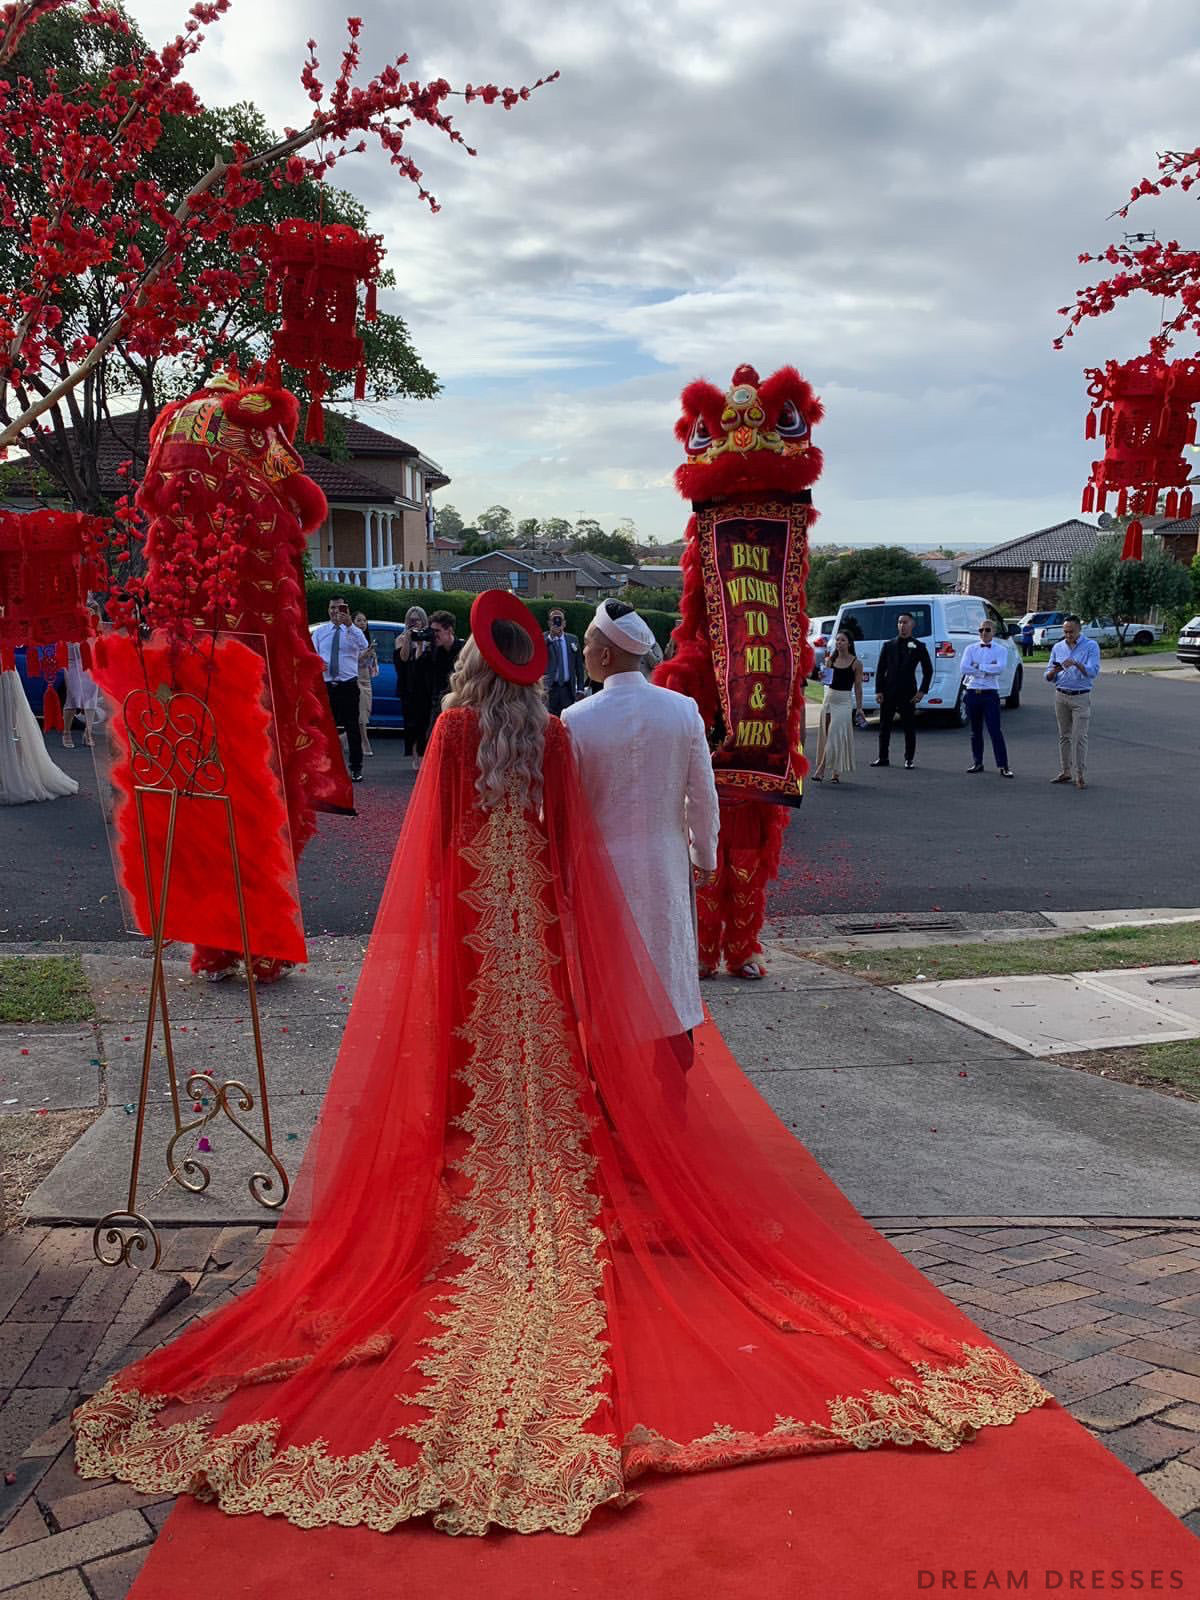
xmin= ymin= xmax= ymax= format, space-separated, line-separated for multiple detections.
xmin=593 ymin=601 xmax=656 ymax=656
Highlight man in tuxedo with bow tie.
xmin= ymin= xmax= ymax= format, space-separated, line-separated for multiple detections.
xmin=543 ymin=607 xmax=585 ymax=716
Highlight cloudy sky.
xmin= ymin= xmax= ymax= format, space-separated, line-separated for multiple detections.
xmin=126 ymin=0 xmax=1200 ymax=547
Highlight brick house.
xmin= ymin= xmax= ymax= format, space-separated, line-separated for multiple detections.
xmin=448 ymin=548 xmax=581 ymax=600
xmin=1153 ymin=515 xmax=1199 ymax=567
xmin=958 ymin=521 xmax=1100 ymax=613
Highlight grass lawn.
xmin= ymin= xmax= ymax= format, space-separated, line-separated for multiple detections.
xmin=0 ymin=955 xmax=94 ymax=1022
xmin=1057 ymin=1041 xmax=1200 ymax=1103
xmin=815 ymin=921 xmax=1200 ymax=985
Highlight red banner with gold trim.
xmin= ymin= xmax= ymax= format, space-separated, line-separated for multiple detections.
xmin=698 ymin=498 xmax=809 ymax=803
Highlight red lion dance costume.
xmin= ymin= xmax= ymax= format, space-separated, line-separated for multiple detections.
xmin=137 ymin=373 xmax=353 ymax=979
xmin=655 ymin=363 xmax=822 ymax=979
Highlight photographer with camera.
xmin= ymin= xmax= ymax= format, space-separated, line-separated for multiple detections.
xmin=397 ymin=604 xmax=431 ymax=769
xmin=423 ymin=609 xmax=463 ymax=747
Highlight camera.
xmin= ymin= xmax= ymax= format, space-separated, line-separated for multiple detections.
xmin=411 ymin=625 xmax=436 ymax=644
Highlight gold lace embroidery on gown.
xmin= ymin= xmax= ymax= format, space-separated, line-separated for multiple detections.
xmin=71 ymin=782 xmax=1050 ymax=1536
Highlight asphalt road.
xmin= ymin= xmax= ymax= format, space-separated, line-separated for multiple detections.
xmin=1 ymin=668 xmax=1196 ymax=944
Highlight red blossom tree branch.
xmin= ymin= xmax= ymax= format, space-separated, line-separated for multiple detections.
xmin=1056 ymin=147 xmax=1200 ymax=354
xmin=0 ymin=0 xmax=557 ymax=456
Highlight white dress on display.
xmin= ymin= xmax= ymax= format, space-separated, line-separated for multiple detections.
xmin=562 ymin=670 xmax=719 ymax=1031
xmin=0 ymin=670 xmax=78 ymax=805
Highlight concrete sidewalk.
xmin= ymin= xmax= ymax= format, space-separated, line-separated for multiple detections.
xmin=1 ymin=936 xmax=1199 ymax=1592
xmin=1 ymin=934 xmax=1197 ymax=1224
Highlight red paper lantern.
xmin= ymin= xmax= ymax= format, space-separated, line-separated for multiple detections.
xmin=0 ymin=509 xmax=107 ymax=671
xmin=263 ymin=220 xmax=382 ymax=444
xmin=1081 ymin=356 xmax=1200 ymax=558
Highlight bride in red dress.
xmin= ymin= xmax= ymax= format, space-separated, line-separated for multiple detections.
xmin=72 ymin=594 xmax=1047 ymax=1537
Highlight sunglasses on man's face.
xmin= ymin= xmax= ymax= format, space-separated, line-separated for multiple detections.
xmin=979 ymin=627 xmax=993 ymax=634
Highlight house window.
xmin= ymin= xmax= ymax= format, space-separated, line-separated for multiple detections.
xmin=508 ymin=569 xmax=528 ymax=592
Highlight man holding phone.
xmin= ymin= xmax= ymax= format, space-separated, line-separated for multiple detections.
xmin=1045 ymin=615 xmax=1100 ymax=789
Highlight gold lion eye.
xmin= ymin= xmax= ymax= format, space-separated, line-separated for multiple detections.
xmin=747 ymin=405 xmax=764 ymax=425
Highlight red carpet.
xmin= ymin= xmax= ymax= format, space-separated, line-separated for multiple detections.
xmin=133 ymin=1409 xmax=1197 ymax=1600
xmin=128 ymin=1024 xmax=1200 ymax=1596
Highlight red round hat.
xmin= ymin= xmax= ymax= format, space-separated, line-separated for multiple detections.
xmin=469 ymin=591 xmax=548 ymax=686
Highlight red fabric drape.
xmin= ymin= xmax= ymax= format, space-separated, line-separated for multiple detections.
xmin=74 ymin=711 xmax=1046 ymax=1537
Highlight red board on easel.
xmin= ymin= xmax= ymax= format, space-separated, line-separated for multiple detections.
xmin=93 ymin=630 xmax=306 ymax=966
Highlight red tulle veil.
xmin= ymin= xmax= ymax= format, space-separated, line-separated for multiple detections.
xmin=73 ymin=711 xmax=1046 ymax=1536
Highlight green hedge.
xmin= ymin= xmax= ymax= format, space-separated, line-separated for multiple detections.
xmin=305 ymin=582 xmax=679 ymax=650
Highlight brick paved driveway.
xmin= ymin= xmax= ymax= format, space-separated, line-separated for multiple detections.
xmin=0 ymin=1219 xmax=1198 ymax=1595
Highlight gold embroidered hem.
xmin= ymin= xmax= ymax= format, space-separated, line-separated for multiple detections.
xmin=71 ymin=1378 xmax=624 ymax=1537
xmin=623 ymin=1344 xmax=1050 ymax=1479
xmin=71 ymin=1345 xmax=1048 ymax=1538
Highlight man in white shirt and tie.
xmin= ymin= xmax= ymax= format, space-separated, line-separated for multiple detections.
xmin=961 ymin=619 xmax=1014 ymax=778
xmin=563 ymin=600 xmax=719 ymax=1041
xmin=312 ymin=597 xmax=369 ymax=782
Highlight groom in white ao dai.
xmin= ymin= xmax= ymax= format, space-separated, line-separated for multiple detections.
xmin=562 ymin=600 xmax=720 ymax=1036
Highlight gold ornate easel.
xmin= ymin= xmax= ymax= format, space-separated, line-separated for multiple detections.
xmin=94 ymin=684 xmax=290 ymax=1269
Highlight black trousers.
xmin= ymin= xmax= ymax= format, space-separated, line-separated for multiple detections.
xmin=547 ymin=681 xmax=576 ymax=717
xmin=878 ymin=696 xmax=917 ymax=763
xmin=326 ymin=678 xmax=363 ymax=775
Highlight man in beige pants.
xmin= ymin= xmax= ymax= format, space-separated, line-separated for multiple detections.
xmin=1044 ymin=616 xmax=1100 ymax=789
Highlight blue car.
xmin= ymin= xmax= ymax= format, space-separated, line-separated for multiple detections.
xmin=13 ymin=645 xmax=51 ymax=718
xmin=308 ymin=619 xmax=406 ymax=730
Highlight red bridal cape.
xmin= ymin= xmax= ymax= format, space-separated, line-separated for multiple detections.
xmin=73 ymin=711 xmax=1047 ymax=1537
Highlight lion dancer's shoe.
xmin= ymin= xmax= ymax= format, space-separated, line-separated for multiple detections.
xmin=189 ymin=947 xmax=295 ymax=985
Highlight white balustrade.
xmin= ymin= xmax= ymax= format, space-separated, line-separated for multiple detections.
xmin=313 ymin=566 xmax=444 ymax=592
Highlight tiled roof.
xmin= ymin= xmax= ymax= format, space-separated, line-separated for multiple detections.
xmin=444 ymin=571 xmax=514 ymax=594
xmin=452 ymin=547 xmax=577 ymax=574
xmin=561 ymin=550 xmax=628 ymax=587
xmin=328 ymin=415 xmax=417 ymax=457
xmin=1155 ymin=516 xmax=1200 ymax=536
xmin=960 ymin=520 xmax=1100 ymax=570
xmin=1 ymin=410 xmax=439 ymax=506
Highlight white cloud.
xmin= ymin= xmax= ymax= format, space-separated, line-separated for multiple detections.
xmin=122 ymin=0 xmax=1200 ymax=544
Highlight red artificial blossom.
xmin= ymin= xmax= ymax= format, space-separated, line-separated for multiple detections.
xmin=1057 ymin=149 xmax=1200 ymax=357
xmin=263 ymin=219 xmax=382 ymax=442
xmin=0 ymin=506 xmax=107 ymax=668
xmin=1059 ymin=148 xmax=1200 ymax=559
xmin=0 ymin=0 xmax=558 ymax=457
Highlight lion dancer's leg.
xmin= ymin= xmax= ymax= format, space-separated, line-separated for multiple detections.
xmin=696 ymin=843 xmax=727 ymax=979
xmin=720 ymin=800 xmax=788 ymax=978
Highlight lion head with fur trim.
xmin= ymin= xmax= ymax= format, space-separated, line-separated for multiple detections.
xmin=674 ymin=363 xmax=823 ymax=504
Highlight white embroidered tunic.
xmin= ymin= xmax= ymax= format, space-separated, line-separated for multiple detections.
xmin=562 ymin=672 xmax=719 ymax=1032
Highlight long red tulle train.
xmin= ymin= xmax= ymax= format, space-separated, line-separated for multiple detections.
xmin=73 ymin=712 xmax=1047 ymax=1537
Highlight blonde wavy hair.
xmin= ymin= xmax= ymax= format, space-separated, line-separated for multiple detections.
xmin=443 ymin=625 xmax=548 ymax=811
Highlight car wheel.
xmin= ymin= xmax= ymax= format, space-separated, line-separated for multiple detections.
xmin=1133 ymin=630 xmax=1154 ymax=646
xmin=1005 ymin=666 xmax=1022 ymax=710
xmin=951 ymin=687 xmax=969 ymax=727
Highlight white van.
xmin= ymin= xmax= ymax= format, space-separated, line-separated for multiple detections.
xmin=833 ymin=593 xmax=1023 ymax=723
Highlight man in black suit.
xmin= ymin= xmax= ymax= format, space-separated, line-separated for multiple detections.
xmin=872 ymin=612 xmax=933 ymax=770
xmin=543 ymin=607 xmax=585 ymax=716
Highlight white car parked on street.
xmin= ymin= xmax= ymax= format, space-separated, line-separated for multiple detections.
xmin=1032 ymin=617 xmax=1161 ymax=648
xmin=806 ymin=614 xmax=838 ymax=677
xmin=834 ymin=593 xmax=1023 ymax=723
